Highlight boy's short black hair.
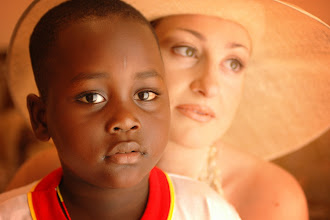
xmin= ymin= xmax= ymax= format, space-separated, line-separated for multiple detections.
xmin=30 ymin=0 xmax=158 ymax=100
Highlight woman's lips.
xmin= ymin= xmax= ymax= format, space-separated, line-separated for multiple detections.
xmin=105 ymin=141 xmax=144 ymax=165
xmin=176 ymin=104 xmax=216 ymax=122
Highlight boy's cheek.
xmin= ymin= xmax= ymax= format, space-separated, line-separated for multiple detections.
xmin=142 ymin=114 xmax=170 ymax=151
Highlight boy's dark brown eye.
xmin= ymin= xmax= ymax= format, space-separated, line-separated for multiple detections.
xmin=138 ymin=92 xmax=149 ymax=100
xmin=86 ymin=94 xmax=98 ymax=103
xmin=134 ymin=91 xmax=157 ymax=101
xmin=77 ymin=93 xmax=105 ymax=104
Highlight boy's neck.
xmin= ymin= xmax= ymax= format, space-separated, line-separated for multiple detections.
xmin=59 ymin=170 xmax=149 ymax=220
xmin=157 ymin=141 xmax=209 ymax=180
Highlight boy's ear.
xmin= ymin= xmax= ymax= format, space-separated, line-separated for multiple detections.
xmin=27 ymin=94 xmax=50 ymax=141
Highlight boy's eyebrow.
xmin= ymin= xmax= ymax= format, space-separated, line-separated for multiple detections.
xmin=70 ymin=72 xmax=109 ymax=84
xmin=134 ymin=70 xmax=163 ymax=80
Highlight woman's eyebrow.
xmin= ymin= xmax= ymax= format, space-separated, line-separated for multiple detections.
xmin=70 ymin=72 xmax=109 ymax=84
xmin=177 ymin=28 xmax=206 ymax=41
xmin=226 ymin=42 xmax=249 ymax=51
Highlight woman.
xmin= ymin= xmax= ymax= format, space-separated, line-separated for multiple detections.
xmin=5 ymin=0 xmax=330 ymax=219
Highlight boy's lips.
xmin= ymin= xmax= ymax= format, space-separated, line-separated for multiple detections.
xmin=105 ymin=141 xmax=145 ymax=164
xmin=176 ymin=104 xmax=216 ymax=122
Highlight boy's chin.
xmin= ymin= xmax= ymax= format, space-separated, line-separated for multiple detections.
xmin=62 ymin=162 xmax=151 ymax=190
xmin=102 ymin=170 xmax=150 ymax=189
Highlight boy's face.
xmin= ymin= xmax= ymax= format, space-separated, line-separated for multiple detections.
xmin=32 ymin=17 xmax=170 ymax=188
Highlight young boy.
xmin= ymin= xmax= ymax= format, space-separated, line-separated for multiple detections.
xmin=0 ymin=0 xmax=240 ymax=219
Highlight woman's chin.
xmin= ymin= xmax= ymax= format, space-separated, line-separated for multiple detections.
xmin=169 ymin=116 xmax=231 ymax=148
xmin=169 ymin=130 xmax=219 ymax=149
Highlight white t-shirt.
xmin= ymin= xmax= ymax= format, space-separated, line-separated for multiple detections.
xmin=0 ymin=168 xmax=240 ymax=220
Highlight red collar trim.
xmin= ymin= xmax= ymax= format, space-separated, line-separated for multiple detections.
xmin=28 ymin=167 xmax=174 ymax=220
xmin=28 ymin=168 xmax=67 ymax=220
xmin=141 ymin=167 xmax=175 ymax=220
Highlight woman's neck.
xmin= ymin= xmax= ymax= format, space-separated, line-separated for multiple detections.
xmin=157 ymin=141 xmax=210 ymax=179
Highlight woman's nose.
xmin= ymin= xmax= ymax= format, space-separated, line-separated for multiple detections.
xmin=106 ymin=104 xmax=141 ymax=134
xmin=190 ymin=61 xmax=219 ymax=97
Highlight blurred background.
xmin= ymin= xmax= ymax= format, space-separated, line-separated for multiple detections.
xmin=0 ymin=0 xmax=329 ymax=219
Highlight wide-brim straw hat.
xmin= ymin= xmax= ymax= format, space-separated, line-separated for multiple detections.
xmin=6 ymin=0 xmax=330 ymax=160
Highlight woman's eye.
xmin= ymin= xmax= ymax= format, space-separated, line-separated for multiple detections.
xmin=134 ymin=91 xmax=158 ymax=101
xmin=78 ymin=93 xmax=105 ymax=104
xmin=224 ymin=59 xmax=243 ymax=72
xmin=172 ymin=46 xmax=197 ymax=58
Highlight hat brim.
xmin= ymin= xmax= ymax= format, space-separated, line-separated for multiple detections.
xmin=7 ymin=0 xmax=330 ymax=160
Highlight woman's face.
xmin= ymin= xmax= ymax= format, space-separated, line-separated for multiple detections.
xmin=155 ymin=15 xmax=251 ymax=148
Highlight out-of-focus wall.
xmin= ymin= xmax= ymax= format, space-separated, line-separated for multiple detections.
xmin=285 ymin=0 xmax=329 ymax=24
xmin=273 ymin=130 xmax=330 ymax=220
xmin=0 ymin=0 xmax=31 ymax=51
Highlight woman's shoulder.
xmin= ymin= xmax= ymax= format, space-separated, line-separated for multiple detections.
xmin=217 ymin=143 xmax=308 ymax=220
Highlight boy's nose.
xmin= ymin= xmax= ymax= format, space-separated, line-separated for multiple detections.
xmin=190 ymin=61 xmax=219 ymax=97
xmin=106 ymin=106 xmax=141 ymax=134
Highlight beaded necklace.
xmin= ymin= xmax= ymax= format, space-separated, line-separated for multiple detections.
xmin=198 ymin=145 xmax=224 ymax=196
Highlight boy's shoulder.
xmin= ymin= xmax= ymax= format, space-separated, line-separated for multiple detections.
xmin=0 ymin=182 xmax=36 ymax=219
xmin=168 ymin=173 xmax=241 ymax=220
